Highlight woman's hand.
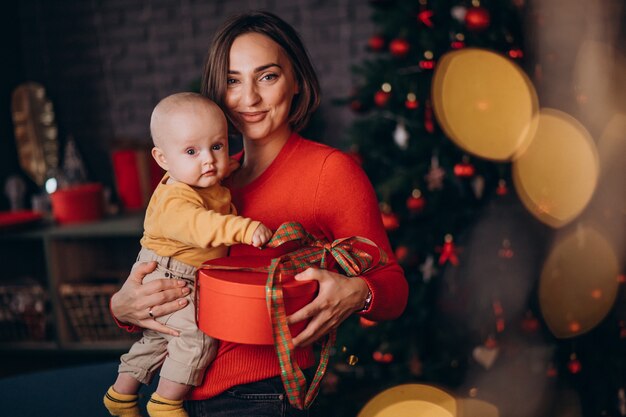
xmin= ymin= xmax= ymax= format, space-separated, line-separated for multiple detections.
xmin=287 ymin=268 xmax=369 ymax=347
xmin=110 ymin=261 xmax=190 ymax=336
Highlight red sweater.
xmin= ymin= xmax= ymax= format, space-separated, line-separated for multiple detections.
xmin=188 ymin=133 xmax=408 ymax=400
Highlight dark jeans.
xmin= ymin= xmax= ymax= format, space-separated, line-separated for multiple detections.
xmin=185 ymin=374 xmax=311 ymax=417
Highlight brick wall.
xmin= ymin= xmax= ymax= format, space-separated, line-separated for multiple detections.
xmin=16 ymin=0 xmax=375 ymax=188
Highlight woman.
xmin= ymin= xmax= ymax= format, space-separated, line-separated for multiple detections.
xmin=111 ymin=10 xmax=408 ymax=416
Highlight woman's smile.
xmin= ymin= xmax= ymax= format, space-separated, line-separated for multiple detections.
xmin=238 ymin=111 xmax=268 ymax=123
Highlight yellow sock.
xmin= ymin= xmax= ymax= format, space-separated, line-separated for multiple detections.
xmin=146 ymin=392 xmax=188 ymax=417
xmin=103 ymin=386 xmax=142 ymax=417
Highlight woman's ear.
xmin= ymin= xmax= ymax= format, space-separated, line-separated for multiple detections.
xmin=151 ymin=146 xmax=169 ymax=171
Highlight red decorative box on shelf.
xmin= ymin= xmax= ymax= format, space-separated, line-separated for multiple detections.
xmin=197 ymin=256 xmax=318 ymax=345
xmin=111 ymin=147 xmax=162 ymax=211
xmin=50 ymin=183 xmax=104 ymax=225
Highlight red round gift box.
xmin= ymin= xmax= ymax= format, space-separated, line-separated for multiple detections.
xmin=197 ymin=256 xmax=318 ymax=345
xmin=50 ymin=182 xmax=104 ymax=224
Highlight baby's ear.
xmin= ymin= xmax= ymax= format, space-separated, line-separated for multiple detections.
xmin=151 ymin=146 xmax=169 ymax=171
xmin=224 ymin=157 xmax=241 ymax=178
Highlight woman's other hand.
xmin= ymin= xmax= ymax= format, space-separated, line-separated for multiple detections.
xmin=287 ymin=268 xmax=369 ymax=347
xmin=110 ymin=261 xmax=190 ymax=336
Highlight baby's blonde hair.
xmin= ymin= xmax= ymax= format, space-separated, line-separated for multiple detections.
xmin=150 ymin=92 xmax=223 ymax=147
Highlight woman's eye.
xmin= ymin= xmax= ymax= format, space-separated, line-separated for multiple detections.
xmin=186 ymin=149 xmax=196 ymax=155
xmin=261 ymin=73 xmax=277 ymax=81
xmin=227 ymin=78 xmax=238 ymax=85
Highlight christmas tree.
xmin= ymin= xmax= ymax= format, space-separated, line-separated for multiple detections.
xmin=313 ymin=1 xmax=625 ymax=416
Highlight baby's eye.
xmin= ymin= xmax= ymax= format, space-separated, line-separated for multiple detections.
xmin=186 ymin=148 xmax=196 ymax=155
xmin=211 ymin=143 xmax=224 ymax=151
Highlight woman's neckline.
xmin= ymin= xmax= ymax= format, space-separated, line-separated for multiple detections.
xmin=228 ymin=131 xmax=299 ymax=192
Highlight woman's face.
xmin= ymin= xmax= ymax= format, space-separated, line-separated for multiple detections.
xmin=225 ymin=33 xmax=299 ymax=142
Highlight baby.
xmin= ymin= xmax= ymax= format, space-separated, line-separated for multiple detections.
xmin=104 ymin=92 xmax=272 ymax=417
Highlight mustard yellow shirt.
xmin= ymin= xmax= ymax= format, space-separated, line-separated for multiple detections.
xmin=140 ymin=174 xmax=260 ymax=267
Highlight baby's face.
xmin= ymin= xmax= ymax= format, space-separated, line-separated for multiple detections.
xmin=156 ymin=104 xmax=229 ymax=188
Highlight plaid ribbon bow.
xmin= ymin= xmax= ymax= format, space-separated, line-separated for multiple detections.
xmin=264 ymin=222 xmax=387 ymax=409
xmin=202 ymin=221 xmax=387 ymax=409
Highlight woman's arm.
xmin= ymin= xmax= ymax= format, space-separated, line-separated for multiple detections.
xmin=288 ymin=150 xmax=409 ymax=347
xmin=110 ymin=260 xmax=191 ymax=336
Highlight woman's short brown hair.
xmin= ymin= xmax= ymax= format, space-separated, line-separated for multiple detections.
xmin=201 ymin=11 xmax=320 ymax=133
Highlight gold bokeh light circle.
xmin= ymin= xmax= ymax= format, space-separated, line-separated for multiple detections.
xmin=539 ymin=226 xmax=620 ymax=338
xmin=358 ymin=384 xmax=456 ymax=417
xmin=432 ymin=48 xmax=539 ymax=161
xmin=512 ymin=108 xmax=599 ymax=228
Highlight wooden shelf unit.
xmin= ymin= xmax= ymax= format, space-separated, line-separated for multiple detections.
xmin=0 ymin=212 xmax=145 ymax=353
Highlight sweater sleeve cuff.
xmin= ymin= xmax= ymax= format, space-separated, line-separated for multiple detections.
xmin=243 ymin=220 xmax=261 ymax=245
xmin=110 ymin=299 xmax=140 ymax=333
xmin=357 ymin=277 xmax=374 ymax=315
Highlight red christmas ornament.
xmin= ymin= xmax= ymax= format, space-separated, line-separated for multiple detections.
xmin=405 ymin=93 xmax=419 ymax=110
xmin=381 ymin=212 xmax=400 ymax=230
xmin=451 ymin=40 xmax=465 ymax=49
xmin=454 ymin=158 xmax=475 ymax=177
xmin=498 ymin=239 xmax=514 ymax=258
xmin=521 ymin=311 xmax=540 ymax=333
xmin=374 ymin=90 xmax=391 ymax=107
xmin=380 ymin=203 xmax=400 ymax=231
xmin=437 ymin=234 xmax=459 ymax=266
xmin=508 ymin=48 xmax=524 ymax=59
xmin=424 ymin=100 xmax=435 ymax=133
xmin=484 ymin=335 xmax=498 ymax=349
xmin=496 ymin=179 xmax=508 ymax=196
xmin=568 ymin=354 xmax=582 ymax=374
xmin=368 ymin=34 xmax=386 ymax=51
xmin=350 ymin=99 xmax=365 ymax=113
xmin=619 ymin=320 xmax=626 ymax=339
xmin=418 ymin=59 xmax=435 ymax=70
xmin=406 ymin=189 xmax=425 ymax=213
xmin=394 ymin=245 xmax=410 ymax=262
xmin=373 ymin=351 xmax=394 ymax=363
xmin=546 ymin=363 xmax=558 ymax=377
xmin=417 ymin=9 xmax=434 ymax=28
xmin=465 ymin=6 xmax=491 ymax=32
xmin=389 ymin=38 xmax=410 ymax=57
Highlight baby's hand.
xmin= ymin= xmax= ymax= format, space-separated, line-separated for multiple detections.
xmin=251 ymin=224 xmax=273 ymax=248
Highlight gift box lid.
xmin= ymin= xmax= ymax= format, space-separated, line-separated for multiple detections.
xmin=199 ymin=255 xmax=318 ymax=298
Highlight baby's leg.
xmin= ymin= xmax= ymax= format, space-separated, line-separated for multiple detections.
xmin=104 ymin=373 xmax=142 ymax=417
xmin=146 ymin=378 xmax=190 ymax=417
